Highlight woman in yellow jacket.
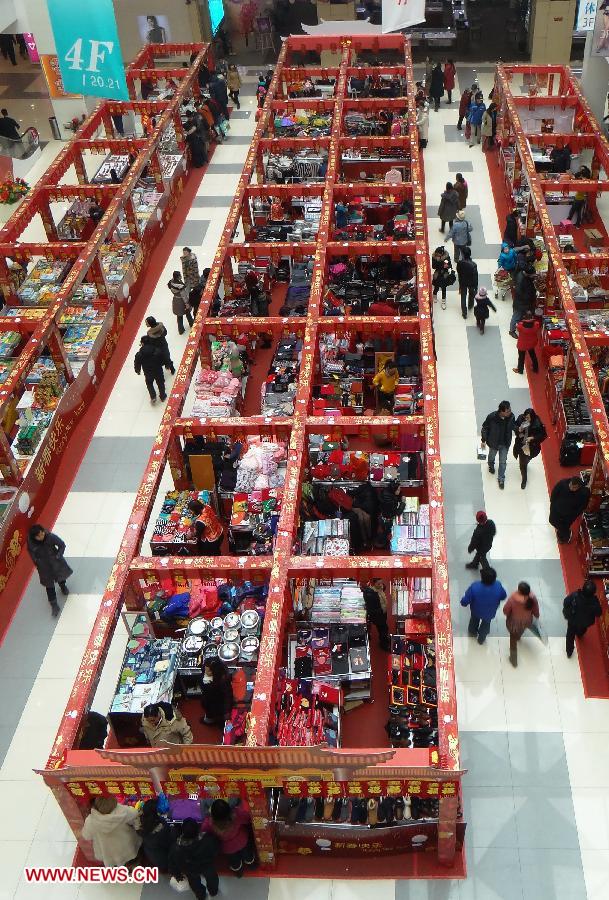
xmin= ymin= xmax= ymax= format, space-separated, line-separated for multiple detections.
xmin=373 ymin=360 xmax=400 ymax=413
xmin=227 ymin=64 xmax=242 ymax=109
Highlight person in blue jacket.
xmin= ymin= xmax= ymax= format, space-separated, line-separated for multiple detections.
xmin=461 ymin=567 xmax=507 ymax=644
xmin=467 ymin=92 xmax=486 ymax=147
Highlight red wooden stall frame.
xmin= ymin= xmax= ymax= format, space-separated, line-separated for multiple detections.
xmin=0 ymin=42 xmax=213 ymax=594
xmin=39 ymin=36 xmax=464 ymax=879
xmin=495 ymin=63 xmax=609 ymax=675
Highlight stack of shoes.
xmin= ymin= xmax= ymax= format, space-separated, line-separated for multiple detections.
xmin=279 ymin=793 xmax=438 ymax=826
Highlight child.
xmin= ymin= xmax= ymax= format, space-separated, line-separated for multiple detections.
xmin=256 ymin=76 xmax=267 ymax=109
xmin=473 ymin=286 xmax=496 ymax=334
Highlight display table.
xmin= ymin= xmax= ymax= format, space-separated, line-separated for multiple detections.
xmin=150 ymin=489 xmax=216 ymax=556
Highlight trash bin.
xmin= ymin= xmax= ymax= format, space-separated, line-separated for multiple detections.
xmin=48 ymin=116 xmax=61 ymax=140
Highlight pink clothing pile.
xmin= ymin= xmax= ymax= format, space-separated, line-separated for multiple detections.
xmin=192 ymin=368 xmax=241 ymax=418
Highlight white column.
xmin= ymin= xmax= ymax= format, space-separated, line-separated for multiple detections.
xmin=581 ymin=30 xmax=609 ymax=124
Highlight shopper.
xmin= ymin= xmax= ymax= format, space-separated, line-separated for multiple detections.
xmin=142 ymin=702 xmax=193 ymax=746
xmin=81 ymin=797 xmax=142 ymax=867
xmin=467 ymin=93 xmax=486 ymax=147
xmin=373 ymin=359 xmax=400 ymax=412
xmin=481 ymin=105 xmax=494 ymax=151
xmin=460 ymin=567 xmax=507 ymax=645
xmin=509 ymin=266 xmax=537 ymax=337
xmin=185 ymin=113 xmax=208 ymax=167
xmin=227 ymin=64 xmax=241 ymax=108
xmin=168 ymin=271 xmax=193 ymax=334
xmin=201 ymin=658 xmax=234 ymax=726
xmin=134 ymin=336 xmax=166 ymax=405
xmin=513 ymin=407 xmax=547 ymax=489
xmin=503 ymin=209 xmax=520 ymax=246
xmin=456 ymin=246 xmax=478 ymax=318
xmin=513 ymin=311 xmax=540 ymax=374
xmin=497 ymin=241 xmax=525 ymax=274
xmin=209 ymin=70 xmax=229 ymax=119
xmin=454 ymin=172 xmax=468 ymax=210
xmin=473 ymin=286 xmax=496 ymax=334
xmin=181 ymin=247 xmax=200 ymax=293
xmin=429 ymin=62 xmax=445 ymax=112
xmin=376 ymin=479 xmax=405 ymax=548
xmin=431 ymin=248 xmax=455 ymax=309
xmin=550 ymin=143 xmax=571 ymax=173
xmin=503 ymin=581 xmax=540 ymax=667
xmin=363 ymin=578 xmax=390 ymax=651
xmin=27 ymin=524 xmax=72 ymax=617
xmin=0 ymin=35 xmax=16 ymax=66
xmin=480 ymin=400 xmax=515 ymax=489
xmin=78 ymin=711 xmax=109 ymax=750
xmin=438 ymin=182 xmax=459 ymax=233
xmin=202 ymin=800 xmax=256 ymax=877
xmin=549 ymin=476 xmax=591 ymax=544
xmin=187 ymin=498 xmax=224 ymax=555
xmin=145 ymin=316 xmax=175 ymax=374
xmin=457 ymin=83 xmax=476 ymax=130
xmin=443 ymin=59 xmax=456 ymax=104
xmin=0 ymin=108 xmax=20 ymax=141
xmin=169 ymin=817 xmax=221 ymax=900
xmin=466 ymin=510 xmax=496 ymax=571
xmin=563 ymin=580 xmax=602 ymax=658
xmin=445 ymin=210 xmax=472 ymax=263
xmin=256 ymin=76 xmax=267 ymax=108
xmin=138 ymin=799 xmax=173 ymax=872
xmin=568 ymin=168 xmax=588 ymax=227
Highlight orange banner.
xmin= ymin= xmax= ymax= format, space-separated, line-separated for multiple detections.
xmin=40 ymin=54 xmax=82 ymax=99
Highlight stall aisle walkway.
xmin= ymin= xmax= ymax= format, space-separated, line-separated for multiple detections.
xmin=1 ymin=65 xmax=608 ymax=900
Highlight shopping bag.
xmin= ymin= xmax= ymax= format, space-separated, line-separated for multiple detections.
xmin=528 ymin=620 xmax=549 ymax=645
xmin=476 ymin=441 xmax=487 ymax=460
xmin=170 ymin=877 xmax=190 ymax=894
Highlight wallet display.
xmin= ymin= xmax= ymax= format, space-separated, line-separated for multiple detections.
xmin=386 ymin=634 xmax=438 ymax=748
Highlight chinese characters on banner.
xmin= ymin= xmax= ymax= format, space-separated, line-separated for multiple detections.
xmin=382 ymin=0 xmax=426 ymax=35
xmin=47 ymin=0 xmax=129 ymax=100
xmin=578 ymin=1 xmax=598 ymax=31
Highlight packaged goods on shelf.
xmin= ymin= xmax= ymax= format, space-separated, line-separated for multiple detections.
xmin=301 ymin=518 xmax=350 ymax=556
xmin=304 ymin=580 xmax=367 ymax=625
xmin=150 ymin=489 xmax=216 ymax=556
xmin=264 ymin=150 xmax=328 ymax=184
xmin=17 ymin=259 xmax=72 ymax=306
xmin=229 ymin=489 xmax=282 ymax=555
xmin=289 ymin=622 xmax=370 ymax=692
xmin=0 ymin=331 xmax=21 ymax=359
xmin=391 ymin=502 xmax=431 ymax=555
xmin=59 ymin=304 xmax=101 ymax=325
xmin=261 ymin=335 xmax=302 ymax=417
xmin=386 ymin=633 xmax=438 ymax=748
xmin=394 ymin=577 xmax=433 ymax=618
xmin=57 ymin=200 xmax=96 ymax=241
xmin=115 ymin=188 xmax=164 ymax=239
xmin=92 ymin=153 xmax=130 ymax=184
xmin=0 ymin=359 xmax=15 ymax=384
xmin=274 ymin=673 xmax=341 ymax=746
xmin=232 ymin=441 xmax=288 ymax=493
xmin=109 ymin=614 xmax=180 ymax=716
xmin=100 ymin=242 xmax=141 ymax=296
xmin=192 ymin=368 xmax=242 ymax=418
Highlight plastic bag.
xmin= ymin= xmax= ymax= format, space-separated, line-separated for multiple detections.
xmin=170 ymin=877 xmax=191 ymax=893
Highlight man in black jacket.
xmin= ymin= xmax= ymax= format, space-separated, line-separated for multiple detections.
xmin=480 ymin=400 xmax=515 ymax=489
xmin=376 ymin=479 xmax=405 ymax=548
xmin=169 ymin=818 xmax=220 ymax=899
xmin=562 ymin=580 xmax=602 ymax=658
xmin=466 ymin=510 xmax=496 ymax=570
xmin=134 ymin=336 xmax=166 ymax=405
xmin=549 ymin=476 xmax=591 ymax=544
xmin=509 ymin=266 xmax=537 ymax=337
xmin=208 ymin=72 xmax=229 ymax=119
xmin=456 ymin=246 xmax=478 ymax=319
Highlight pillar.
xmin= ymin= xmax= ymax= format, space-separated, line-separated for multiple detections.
xmin=581 ymin=30 xmax=609 ymax=123
xmin=529 ymin=0 xmax=577 ymax=64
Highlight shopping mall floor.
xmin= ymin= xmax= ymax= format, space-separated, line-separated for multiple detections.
xmin=0 ymin=63 xmax=608 ymax=900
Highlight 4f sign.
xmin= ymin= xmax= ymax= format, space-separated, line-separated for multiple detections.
xmin=47 ymin=0 xmax=128 ymax=101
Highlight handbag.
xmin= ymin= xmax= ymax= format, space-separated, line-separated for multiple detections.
xmin=170 ymin=878 xmax=191 ymax=894
xmin=476 ymin=441 xmax=487 ymax=460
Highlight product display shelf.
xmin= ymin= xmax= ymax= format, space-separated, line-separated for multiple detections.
xmin=41 ymin=36 xmax=463 ymax=880
xmin=496 ymin=63 xmax=609 ymax=678
xmin=0 ymin=41 xmax=212 ymax=570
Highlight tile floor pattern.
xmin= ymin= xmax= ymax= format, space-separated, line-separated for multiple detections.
xmin=0 ymin=65 xmax=607 ymax=900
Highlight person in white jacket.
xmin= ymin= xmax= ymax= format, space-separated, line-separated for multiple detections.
xmin=81 ymin=797 xmax=142 ymax=867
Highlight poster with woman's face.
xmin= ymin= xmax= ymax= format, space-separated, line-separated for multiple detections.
xmin=138 ymin=14 xmax=170 ymax=45
xmin=592 ymin=2 xmax=609 ymax=56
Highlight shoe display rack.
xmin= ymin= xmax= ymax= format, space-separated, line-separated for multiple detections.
xmin=495 ymin=63 xmax=609 ymax=677
xmin=39 ymin=35 xmax=464 ymax=879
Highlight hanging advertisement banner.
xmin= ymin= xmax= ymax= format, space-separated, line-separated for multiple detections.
xmin=577 ymin=2 xmax=598 ymax=32
xmin=40 ymin=55 xmax=82 ymax=99
xmin=592 ymin=2 xmax=609 ymax=54
xmin=23 ymin=33 xmax=40 ymax=64
xmin=46 ymin=0 xmax=129 ymax=101
xmin=382 ymin=0 xmax=426 ymax=34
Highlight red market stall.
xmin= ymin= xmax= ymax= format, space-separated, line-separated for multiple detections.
xmin=0 ymin=42 xmax=212 ymax=594
xmin=38 ymin=35 xmax=465 ymax=880
xmin=494 ymin=63 xmax=609 ymax=684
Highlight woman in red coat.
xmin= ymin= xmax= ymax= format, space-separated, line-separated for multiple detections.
xmin=513 ymin=312 xmax=540 ymax=374
xmin=444 ymin=59 xmax=456 ymax=104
